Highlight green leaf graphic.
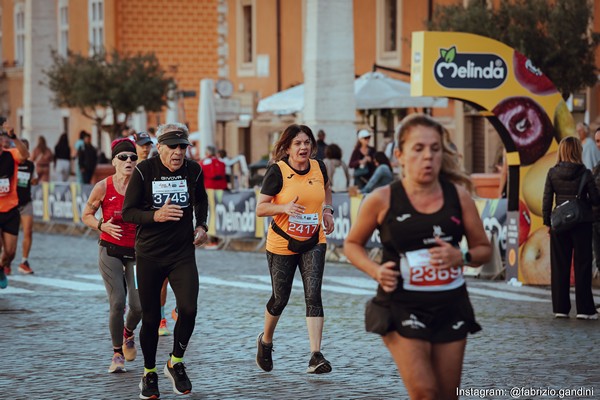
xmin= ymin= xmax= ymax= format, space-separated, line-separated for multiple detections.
xmin=440 ymin=49 xmax=447 ymax=59
xmin=445 ymin=46 xmax=456 ymax=63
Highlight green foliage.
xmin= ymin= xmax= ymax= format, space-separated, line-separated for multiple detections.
xmin=429 ymin=0 xmax=600 ymax=98
xmin=43 ymin=49 xmax=173 ymax=139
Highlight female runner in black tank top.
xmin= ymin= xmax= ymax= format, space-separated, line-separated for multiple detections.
xmin=345 ymin=114 xmax=491 ymax=400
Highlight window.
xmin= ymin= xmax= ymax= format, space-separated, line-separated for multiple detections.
xmin=236 ymin=0 xmax=255 ymax=76
xmin=376 ymin=0 xmax=401 ymax=67
xmin=14 ymin=3 xmax=25 ymax=66
xmin=58 ymin=0 xmax=69 ymax=57
xmin=88 ymin=0 xmax=104 ymax=54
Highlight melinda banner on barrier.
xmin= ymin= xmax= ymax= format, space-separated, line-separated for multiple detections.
xmin=32 ymin=185 xmax=507 ymax=264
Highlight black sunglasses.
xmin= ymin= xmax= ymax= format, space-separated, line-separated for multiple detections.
xmin=167 ymin=144 xmax=189 ymax=150
xmin=116 ymin=154 xmax=138 ymax=161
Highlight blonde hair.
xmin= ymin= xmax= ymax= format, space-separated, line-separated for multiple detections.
xmin=557 ymin=136 xmax=582 ymax=164
xmin=397 ymin=113 xmax=473 ymax=192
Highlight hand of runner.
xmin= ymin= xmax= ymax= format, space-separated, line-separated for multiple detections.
xmin=193 ymin=227 xmax=208 ymax=247
xmin=428 ymin=237 xmax=462 ymax=269
xmin=322 ymin=212 xmax=334 ymax=234
xmin=283 ymin=196 xmax=305 ymax=217
xmin=101 ymin=217 xmax=123 ymax=239
xmin=375 ymin=261 xmax=400 ymax=293
xmin=154 ymin=198 xmax=184 ymax=222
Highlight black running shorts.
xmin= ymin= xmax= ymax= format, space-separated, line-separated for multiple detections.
xmin=0 ymin=207 xmax=20 ymax=235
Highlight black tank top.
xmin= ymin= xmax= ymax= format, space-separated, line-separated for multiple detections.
xmin=378 ymin=178 xmax=466 ymax=298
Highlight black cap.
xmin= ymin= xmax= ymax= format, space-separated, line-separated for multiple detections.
xmin=157 ymin=130 xmax=191 ymax=146
xmin=134 ymin=131 xmax=152 ymax=145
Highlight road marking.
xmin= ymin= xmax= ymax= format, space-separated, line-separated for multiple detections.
xmin=201 ymin=276 xmax=272 ymax=292
xmin=8 ymin=275 xmax=105 ymax=291
xmin=467 ymin=286 xmax=548 ymax=303
xmin=0 ymin=286 xmax=33 ymax=295
xmin=242 ymin=275 xmax=373 ymax=295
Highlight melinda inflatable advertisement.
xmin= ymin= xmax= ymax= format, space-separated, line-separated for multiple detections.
xmin=411 ymin=31 xmax=574 ymax=285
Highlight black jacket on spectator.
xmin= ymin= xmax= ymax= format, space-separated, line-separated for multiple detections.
xmin=542 ymin=162 xmax=600 ymax=226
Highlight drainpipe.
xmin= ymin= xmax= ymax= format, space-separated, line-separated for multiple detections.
xmin=276 ymin=0 xmax=282 ymax=91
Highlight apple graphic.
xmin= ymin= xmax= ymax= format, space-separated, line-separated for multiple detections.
xmin=493 ymin=96 xmax=554 ymax=166
xmin=513 ymin=51 xmax=557 ymax=96
xmin=519 ymin=225 xmax=551 ymax=285
xmin=518 ymin=199 xmax=531 ymax=246
xmin=522 ymin=151 xmax=557 ymax=217
xmin=553 ymin=100 xmax=576 ymax=141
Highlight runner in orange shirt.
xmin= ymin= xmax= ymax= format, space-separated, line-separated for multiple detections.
xmin=0 ymin=120 xmax=30 ymax=288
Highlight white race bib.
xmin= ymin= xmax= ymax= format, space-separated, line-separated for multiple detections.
xmin=151 ymin=179 xmax=189 ymax=208
xmin=400 ymin=248 xmax=464 ymax=292
xmin=287 ymin=212 xmax=319 ymax=238
xmin=0 ymin=177 xmax=10 ymax=194
xmin=17 ymin=171 xmax=30 ymax=187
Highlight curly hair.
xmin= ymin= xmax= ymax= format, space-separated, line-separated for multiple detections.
xmin=270 ymin=124 xmax=316 ymax=163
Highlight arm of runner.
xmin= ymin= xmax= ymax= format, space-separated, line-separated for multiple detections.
xmin=193 ymin=165 xmax=209 ymax=230
xmin=122 ymin=166 xmax=157 ymax=225
xmin=82 ymin=180 xmax=108 ymax=231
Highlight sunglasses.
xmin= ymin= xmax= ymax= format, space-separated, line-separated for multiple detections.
xmin=167 ymin=144 xmax=189 ymax=150
xmin=116 ymin=154 xmax=138 ymax=161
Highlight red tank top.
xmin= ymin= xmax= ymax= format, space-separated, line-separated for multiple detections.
xmin=100 ymin=176 xmax=136 ymax=248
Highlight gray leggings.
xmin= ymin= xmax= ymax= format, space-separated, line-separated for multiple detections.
xmin=98 ymin=246 xmax=142 ymax=348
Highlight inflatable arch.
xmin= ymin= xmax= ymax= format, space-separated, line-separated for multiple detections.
xmin=411 ymin=31 xmax=575 ymax=285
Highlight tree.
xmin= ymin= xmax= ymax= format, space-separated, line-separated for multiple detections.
xmin=428 ymin=0 xmax=600 ymax=99
xmin=43 ymin=49 xmax=173 ymax=140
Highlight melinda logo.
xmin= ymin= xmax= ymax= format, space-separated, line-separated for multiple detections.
xmin=434 ymin=46 xmax=507 ymax=89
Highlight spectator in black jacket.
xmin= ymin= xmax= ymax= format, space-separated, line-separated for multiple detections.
xmin=78 ymin=133 xmax=98 ymax=184
xmin=542 ymin=136 xmax=600 ymax=320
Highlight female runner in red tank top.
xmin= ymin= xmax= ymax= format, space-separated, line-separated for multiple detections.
xmin=82 ymin=138 xmax=142 ymax=374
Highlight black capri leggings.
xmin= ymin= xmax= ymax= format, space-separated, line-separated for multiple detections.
xmin=266 ymin=243 xmax=326 ymax=318
xmin=136 ymin=253 xmax=198 ymax=369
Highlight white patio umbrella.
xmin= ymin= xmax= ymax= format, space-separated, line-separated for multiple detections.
xmin=256 ymin=71 xmax=448 ymax=114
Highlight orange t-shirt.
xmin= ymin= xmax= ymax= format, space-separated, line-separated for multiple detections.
xmin=266 ymin=159 xmax=327 ymax=255
xmin=0 ymin=148 xmax=21 ymax=212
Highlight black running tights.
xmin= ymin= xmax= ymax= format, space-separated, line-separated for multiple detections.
xmin=136 ymin=254 xmax=198 ymax=369
xmin=266 ymin=243 xmax=326 ymax=318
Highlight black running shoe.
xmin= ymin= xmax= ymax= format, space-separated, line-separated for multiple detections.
xmin=139 ymin=372 xmax=160 ymax=399
xmin=307 ymin=351 xmax=332 ymax=374
xmin=164 ymin=359 xmax=192 ymax=395
xmin=256 ymin=332 xmax=273 ymax=372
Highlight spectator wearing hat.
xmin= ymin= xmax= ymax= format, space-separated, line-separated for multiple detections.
xmin=134 ymin=132 xmax=153 ymax=162
xmin=349 ymin=129 xmax=376 ymax=189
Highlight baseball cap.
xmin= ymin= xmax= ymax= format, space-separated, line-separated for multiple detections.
xmin=357 ymin=129 xmax=371 ymax=139
xmin=134 ymin=131 xmax=152 ymax=145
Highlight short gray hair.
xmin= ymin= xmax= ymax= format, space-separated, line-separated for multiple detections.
xmin=156 ymin=122 xmax=189 ymax=138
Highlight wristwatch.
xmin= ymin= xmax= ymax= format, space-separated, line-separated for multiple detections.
xmin=97 ymin=218 xmax=104 ymax=232
xmin=198 ymin=223 xmax=208 ymax=232
xmin=462 ymin=249 xmax=472 ymax=264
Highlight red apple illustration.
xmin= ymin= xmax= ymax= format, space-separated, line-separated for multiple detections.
xmin=518 ymin=199 xmax=531 ymax=246
xmin=513 ymin=51 xmax=557 ymax=96
xmin=492 ymin=96 xmax=553 ymax=166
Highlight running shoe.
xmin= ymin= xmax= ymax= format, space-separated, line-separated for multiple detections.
xmin=18 ymin=261 xmax=33 ymax=274
xmin=107 ymin=353 xmax=126 ymax=373
xmin=139 ymin=372 xmax=160 ymax=399
xmin=554 ymin=313 xmax=569 ymax=319
xmin=164 ymin=359 xmax=192 ymax=395
xmin=123 ymin=333 xmax=137 ymax=361
xmin=171 ymin=307 xmax=178 ymax=322
xmin=576 ymin=314 xmax=598 ymax=320
xmin=0 ymin=268 xmax=7 ymax=289
xmin=306 ymin=351 xmax=332 ymax=374
xmin=158 ymin=318 xmax=170 ymax=336
xmin=255 ymin=332 xmax=273 ymax=372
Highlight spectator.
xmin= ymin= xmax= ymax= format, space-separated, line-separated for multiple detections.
xmin=359 ymin=151 xmax=394 ymax=194
xmin=322 ymin=143 xmax=350 ymax=192
xmin=72 ymin=130 xmax=87 ymax=184
xmin=543 ymin=136 xmax=600 ymax=320
xmin=348 ymin=129 xmax=376 ymax=190
xmin=54 ymin=132 xmax=71 ymax=182
xmin=315 ymin=129 xmax=327 ymax=160
xmin=578 ymin=122 xmax=600 ymax=170
xmin=78 ymin=133 xmax=98 ymax=184
xmin=31 ymin=135 xmax=53 ymax=182
xmin=201 ymin=146 xmax=227 ymax=190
